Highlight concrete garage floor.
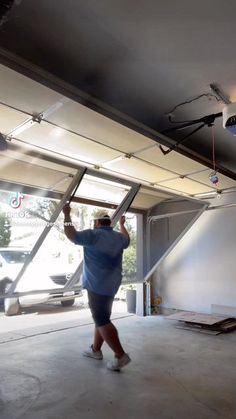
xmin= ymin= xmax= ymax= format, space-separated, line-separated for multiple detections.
xmin=0 ymin=314 xmax=236 ymax=419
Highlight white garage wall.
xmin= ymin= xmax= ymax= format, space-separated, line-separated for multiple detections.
xmin=152 ymin=194 xmax=236 ymax=314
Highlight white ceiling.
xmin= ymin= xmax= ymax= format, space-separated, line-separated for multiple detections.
xmin=1 ymin=63 xmax=235 ymax=207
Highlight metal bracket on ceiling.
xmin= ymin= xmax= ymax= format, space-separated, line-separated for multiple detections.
xmin=160 ymin=83 xmax=231 ymax=157
xmin=6 ymin=98 xmax=66 ymax=138
xmin=210 ymin=83 xmax=231 ymax=105
xmin=159 ymin=111 xmax=223 ymax=156
xmin=32 ymin=113 xmax=43 ymax=123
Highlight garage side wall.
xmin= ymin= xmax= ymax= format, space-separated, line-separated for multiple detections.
xmin=151 ymin=195 xmax=236 ymax=314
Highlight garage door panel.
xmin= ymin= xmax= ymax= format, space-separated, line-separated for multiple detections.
xmin=137 ymin=145 xmax=207 ymax=175
xmin=0 ymin=104 xmax=29 ymax=134
xmin=159 ymin=177 xmax=215 ymax=195
xmin=0 ymin=64 xmax=63 ymax=115
xmin=103 ymin=157 xmax=175 ymax=183
xmin=189 ymin=170 xmax=236 ymax=189
xmin=47 ymin=100 xmax=154 ymax=154
xmin=17 ymin=121 xmax=120 ymax=164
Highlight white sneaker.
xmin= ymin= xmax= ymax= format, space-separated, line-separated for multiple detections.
xmin=107 ymin=353 xmax=131 ymax=371
xmin=83 ymin=345 xmax=103 ymax=360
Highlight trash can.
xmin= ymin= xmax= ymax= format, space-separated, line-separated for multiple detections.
xmin=126 ymin=289 xmax=136 ymax=313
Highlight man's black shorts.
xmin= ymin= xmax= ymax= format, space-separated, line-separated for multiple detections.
xmin=87 ymin=290 xmax=114 ymax=327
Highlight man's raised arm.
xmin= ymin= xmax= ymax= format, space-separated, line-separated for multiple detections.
xmin=119 ymin=215 xmax=130 ymax=242
xmin=63 ymin=204 xmax=77 ymax=242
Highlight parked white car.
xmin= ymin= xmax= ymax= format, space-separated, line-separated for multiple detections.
xmin=0 ymin=247 xmax=29 ymax=299
xmin=0 ymin=247 xmax=82 ymax=311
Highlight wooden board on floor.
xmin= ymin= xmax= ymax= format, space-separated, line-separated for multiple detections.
xmin=219 ymin=319 xmax=236 ymax=332
xmin=166 ymin=311 xmax=230 ymax=325
xmin=176 ymin=325 xmax=220 ymax=335
xmin=166 ymin=311 xmax=236 ymax=335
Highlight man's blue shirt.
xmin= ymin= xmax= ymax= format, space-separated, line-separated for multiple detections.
xmin=74 ymin=227 xmax=129 ymax=296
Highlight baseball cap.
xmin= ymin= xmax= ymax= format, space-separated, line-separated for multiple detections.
xmin=93 ymin=212 xmax=111 ymax=221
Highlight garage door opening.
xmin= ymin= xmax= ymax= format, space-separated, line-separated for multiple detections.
xmin=0 ymin=169 xmax=139 ymax=317
xmin=0 ymin=142 xmax=185 ymax=320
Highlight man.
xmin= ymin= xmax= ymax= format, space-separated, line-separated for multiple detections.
xmin=63 ymin=204 xmax=131 ymax=371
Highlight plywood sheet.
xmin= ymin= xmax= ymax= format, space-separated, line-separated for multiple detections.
xmin=166 ymin=311 xmax=229 ymax=325
xmin=176 ymin=325 xmax=220 ymax=335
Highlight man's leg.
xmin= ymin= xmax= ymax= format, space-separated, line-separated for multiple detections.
xmin=98 ymin=322 xmax=125 ymax=358
xmin=83 ymin=291 xmax=104 ymax=358
xmin=83 ymin=325 xmax=104 ymax=359
xmin=93 ymin=327 xmax=104 ymax=352
xmin=86 ymin=290 xmax=130 ymax=369
xmin=99 ymin=322 xmax=131 ymax=371
xmin=93 ymin=292 xmax=125 ymax=358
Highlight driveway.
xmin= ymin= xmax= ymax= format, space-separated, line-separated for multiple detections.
xmin=0 ymin=298 xmax=131 ymax=344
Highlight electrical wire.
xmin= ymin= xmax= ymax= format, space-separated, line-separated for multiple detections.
xmin=166 ymin=93 xmax=221 ymax=124
xmin=210 ymin=125 xmax=219 ymax=188
xmin=212 ymin=126 xmax=216 ymax=173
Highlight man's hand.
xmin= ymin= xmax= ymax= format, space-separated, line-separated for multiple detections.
xmin=63 ymin=203 xmax=71 ymax=217
xmin=119 ymin=215 xmax=129 ymax=241
xmin=119 ymin=215 xmax=126 ymax=225
xmin=63 ymin=203 xmax=76 ymax=242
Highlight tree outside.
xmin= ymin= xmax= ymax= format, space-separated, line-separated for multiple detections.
xmin=121 ymin=217 xmax=136 ymax=282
